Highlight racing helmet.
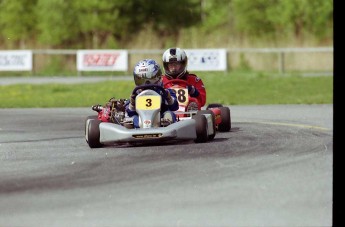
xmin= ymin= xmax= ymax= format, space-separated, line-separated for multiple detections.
xmin=162 ymin=48 xmax=188 ymax=79
xmin=133 ymin=59 xmax=162 ymax=86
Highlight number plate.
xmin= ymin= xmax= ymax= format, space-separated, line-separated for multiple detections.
xmin=172 ymin=88 xmax=189 ymax=106
xmin=136 ymin=96 xmax=161 ymax=110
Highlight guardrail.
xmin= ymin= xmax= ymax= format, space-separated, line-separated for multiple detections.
xmin=226 ymin=47 xmax=333 ymax=74
xmin=0 ymin=47 xmax=333 ymax=75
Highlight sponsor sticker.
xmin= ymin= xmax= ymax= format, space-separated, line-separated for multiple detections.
xmin=133 ymin=134 xmax=162 ymax=139
xmin=77 ymin=50 xmax=128 ymax=71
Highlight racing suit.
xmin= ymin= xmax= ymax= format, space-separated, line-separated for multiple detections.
xmin=162 ymin=72 xmax=206 ymax=108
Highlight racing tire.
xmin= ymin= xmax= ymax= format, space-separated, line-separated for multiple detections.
xmin=206 ymin=103 xmax=223 ymax=109
xmin=85 ymin=115 xmax=98 ymax=141
xmin=86 ymin=117 xmax=103 ymax=148
xmin=218 ymin=107 xmax=231 ymax=132
xmin=192 ymin=114 xmax=208 ymax=143
xmin=197 ymin=110 xmax=216 ymax=140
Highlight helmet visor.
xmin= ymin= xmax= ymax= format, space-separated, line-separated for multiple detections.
xmin=167 ymin=62 xmax=183 ymax=74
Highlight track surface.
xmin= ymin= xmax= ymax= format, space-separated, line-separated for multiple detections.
xmin=0 ymin=105 xmax=332 ymax=227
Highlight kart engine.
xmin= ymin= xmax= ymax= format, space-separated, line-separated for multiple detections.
xmin=108 ymin=98 xmax=127 ymax=124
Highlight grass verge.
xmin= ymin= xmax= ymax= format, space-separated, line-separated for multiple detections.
xmin=0 ymin=72 xmax=333 ymax=108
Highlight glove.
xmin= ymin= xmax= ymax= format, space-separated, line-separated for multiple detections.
xmin=129 ymin=94 xmax=136 ymax=110
xmin=187 ymin=85 xmax=199 ymax=97
xmin=188 ymin=85 xmax=196 ymax=94
xmin=92 ymin=104 xmax=103 ymax=112
xmin=165 ymin=89 xmax=174 ymax=105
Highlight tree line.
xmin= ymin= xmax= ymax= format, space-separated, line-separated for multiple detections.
xmin=0 ymin=0 xmax=333 ymax=49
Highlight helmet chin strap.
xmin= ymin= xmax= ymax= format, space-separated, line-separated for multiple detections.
xmin=166 ymin=69 xmax=186 ymax=79
xmin=176 ymin=69 xmax=187 ymax=79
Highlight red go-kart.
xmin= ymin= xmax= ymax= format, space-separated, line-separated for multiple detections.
xmin=163 ymin=79 xmax=231 ymax=132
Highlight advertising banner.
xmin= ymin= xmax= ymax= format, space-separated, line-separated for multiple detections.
xmin=185 ymin=49 xmax=227 ymax=71
xmin=0 ymin=50 xmax=32 ymax=71
xmin=77 ymin=50 xmax=128 ymax=71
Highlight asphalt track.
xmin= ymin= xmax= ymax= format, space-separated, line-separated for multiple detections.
xmin=0 ymin=104 xmax=332 ymax=227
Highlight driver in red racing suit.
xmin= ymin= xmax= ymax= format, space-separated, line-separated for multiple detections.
xmin=162 ymin=47 xmax=206 ymax=110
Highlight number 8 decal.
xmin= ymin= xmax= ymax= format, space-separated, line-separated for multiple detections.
xmin=173 ymin=88 xmax=189 ymax=106
xmin=177 ymin=89 xmax=186 ymax=102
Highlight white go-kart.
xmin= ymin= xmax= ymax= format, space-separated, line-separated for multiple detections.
xmin=85 ymin=84 xmax=216 ymax=148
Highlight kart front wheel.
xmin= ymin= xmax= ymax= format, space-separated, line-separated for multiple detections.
xmin=193 ymin=114 xmax=208 ymax=143
xmin=86 ymin=117 xmax=103 ymax=148
xmin=197 ymin=110 xmax=216 ymax=140
xmin=85 ymin=115 xmax=98 ymax=141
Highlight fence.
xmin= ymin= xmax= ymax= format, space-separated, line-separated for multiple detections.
xmin=0 ymin=47 xmax=333 ymax=76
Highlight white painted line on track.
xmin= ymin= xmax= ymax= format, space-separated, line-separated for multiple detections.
xmin=239 ymin=121 xmax=331 ymax=131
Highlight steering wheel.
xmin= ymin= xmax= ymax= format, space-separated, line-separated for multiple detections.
xmin=163 ymin=78 xmax=202 ymax=110
xmin=132 ymin=84 xmax=167 ymax=98
xmin=163 ymin=79 xmax=189 ymax=88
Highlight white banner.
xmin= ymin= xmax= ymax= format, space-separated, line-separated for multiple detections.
xmin=77 ymin=50 xmax=128 ymax=71
xmin=185 ymin=49 xmax=227 ymax=71
xmin=0 ymin=50 xmax=32 ymax=71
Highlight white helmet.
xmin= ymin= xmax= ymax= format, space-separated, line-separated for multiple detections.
xmin=162 ymin=48 xmax=188 ymax=79
xmin=133 ymin=59 xmax=162 ymax=86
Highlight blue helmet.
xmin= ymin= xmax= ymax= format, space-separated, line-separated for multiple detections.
xmin=133 ymin=59 xmax=162 ymax=86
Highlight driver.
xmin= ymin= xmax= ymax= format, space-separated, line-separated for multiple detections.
xmin=162 ymin=47 xmax=206 ymax=110
xmin=126 ymin=59 xmax=179 ymax=128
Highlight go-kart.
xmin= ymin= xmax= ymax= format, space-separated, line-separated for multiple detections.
xmin=85 ymin=84 xmax=216 ymax=148
xmin=163 ymin=79 xmax=231 ymax=132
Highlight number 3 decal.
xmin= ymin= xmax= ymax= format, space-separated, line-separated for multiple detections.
xmin=146 ymin=98 xmax=152 ymax=107
xmin=136 ymin=96 xmax=160 ymax=110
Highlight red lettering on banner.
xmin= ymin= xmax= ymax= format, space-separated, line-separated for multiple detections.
xmin=83 ymin=53 xmax=120 ymax=66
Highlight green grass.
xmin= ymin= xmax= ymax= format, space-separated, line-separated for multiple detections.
xmin=0 ymin=72 xmax=333 ymax=108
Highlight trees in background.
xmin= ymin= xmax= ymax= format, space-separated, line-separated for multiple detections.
xmin=232 ymin=0 xmax=333 ymax=42
xmin=0 ymin=0 xmax=38 ymax=48
xmin=0 ymin=0 xmax=333 ymax=48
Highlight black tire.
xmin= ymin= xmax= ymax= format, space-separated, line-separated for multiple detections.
xmin=192 ymin=114 xmax=208 ymax=143
xmin=86 ymin=117 xmax=103 ymax=148
xmin=218 ymin=107 xmax=231 ymax=132
xmin=197 ymin=110 xmax=216 ymax=140
xmin=85 ymin=115 xmax=98 ymax=140
xmin=206 ymin=103 xmax=223 ymax=109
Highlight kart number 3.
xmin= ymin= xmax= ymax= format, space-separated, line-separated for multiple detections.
xmin=136 ymin=96 xmax=161 ymax=110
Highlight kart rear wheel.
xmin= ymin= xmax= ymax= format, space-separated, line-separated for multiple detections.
xmin=218 ymin=107 xmax=231 ymax=132
xmin=192 ymin=114 xmax=208 ymax=143
xmin=206 ymin=103 xmax=223 ymax=109
xmin=86 ymin=117 xmax=103 ymax=148
xmin=197 ymin=110 xmax=216 ymax=140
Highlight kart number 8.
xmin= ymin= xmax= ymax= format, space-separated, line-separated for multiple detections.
xmin=172 ymin=88 xmax=189 ymax=106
